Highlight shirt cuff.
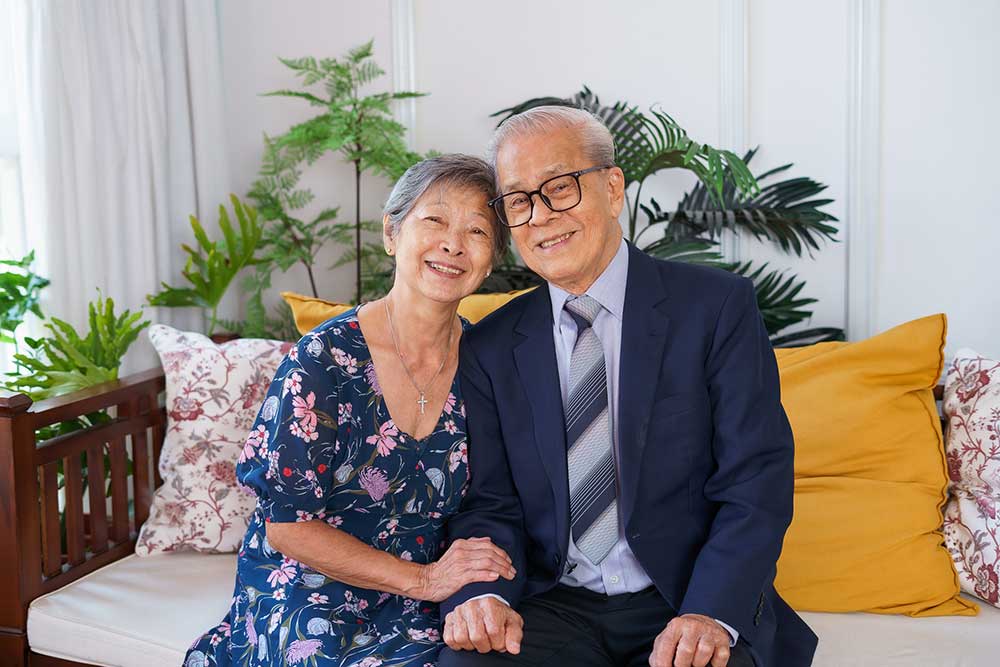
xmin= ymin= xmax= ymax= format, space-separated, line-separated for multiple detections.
xmin=466 ymin=593 xmax=511 ymax=607
xmin=714 ymin=618 xmax=739 ymax=647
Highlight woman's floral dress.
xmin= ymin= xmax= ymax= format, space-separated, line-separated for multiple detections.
xmin=185 ymin=308 xmax=470 ymax=667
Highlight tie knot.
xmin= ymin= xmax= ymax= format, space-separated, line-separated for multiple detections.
xmin=564 ymin=295 xmax=602 ymax=330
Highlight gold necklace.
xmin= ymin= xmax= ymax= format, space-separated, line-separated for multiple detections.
xmin=383 ymin=298 xmax=454 ymax=415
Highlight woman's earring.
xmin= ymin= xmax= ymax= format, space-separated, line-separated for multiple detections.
xmin=385 ymin=247 xmax=393 ymax=256
xmin=486 ymin=270 xmax=491 ymax=277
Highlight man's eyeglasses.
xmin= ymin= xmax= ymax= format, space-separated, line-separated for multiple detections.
xmin=489 ymin=165 xmax=614 ymax=228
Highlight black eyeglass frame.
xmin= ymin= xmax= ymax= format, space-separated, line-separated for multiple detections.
xmin=488 ymin=164 xmax=615 ymax=228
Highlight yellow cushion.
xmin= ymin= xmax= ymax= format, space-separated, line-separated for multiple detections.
xmin=773 ymin=314 xmax=977 ymax=616
xmin=281 ymin=289 xmax=536 ymax=335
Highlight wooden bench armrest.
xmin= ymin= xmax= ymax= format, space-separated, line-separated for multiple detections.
xmin=0 ymin=369 xmax=166 ymax=666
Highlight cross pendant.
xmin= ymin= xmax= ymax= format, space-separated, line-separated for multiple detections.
xmin=417 ymin=393 xmax=428 ymax=415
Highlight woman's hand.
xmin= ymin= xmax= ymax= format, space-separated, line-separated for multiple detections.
xmin=417 ymin=537 xmax=516 ymax=602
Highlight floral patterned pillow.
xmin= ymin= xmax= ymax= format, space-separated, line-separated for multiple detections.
xmin=135 ymin=325 xmax=294 ymax=556
xmin=943 ymin=348 xmax=1000 ymax=606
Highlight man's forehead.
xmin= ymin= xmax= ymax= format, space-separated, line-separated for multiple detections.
xmin=499 ymin=161 xmax=572 ymax=192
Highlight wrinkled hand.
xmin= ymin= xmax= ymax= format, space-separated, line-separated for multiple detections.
xmin=444 ymin=596 xmax=524 ymax=654
xmin=649 ymin=614 xmax=731 ymax=667
xmin=419 ymin=537 xmax=515 ymax=603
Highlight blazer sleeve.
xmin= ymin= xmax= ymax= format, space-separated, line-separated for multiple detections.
xmin=677 ymin=277 xmax=795 ymax=639
xmin=440 ymin=336 xmax=528 ymax=616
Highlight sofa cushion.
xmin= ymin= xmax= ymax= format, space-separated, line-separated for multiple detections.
xmin=773 ymin=314 xmax=976 ymax=616
xmin=136 ymin=325 xmax=293 ymax=556
xmin=943 ymin=348 xmax=1000 ymax=607
xmin=27 ymin=552 xmax=236 ymax=667
xmin=281 ymin=288 xmax=535 ymax=335
xmin=800 ymin=596 xmax=1000 ymax=666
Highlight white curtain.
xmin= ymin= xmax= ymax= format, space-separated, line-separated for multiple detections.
xmin=10 ymin=0 xmax=232 ymax=374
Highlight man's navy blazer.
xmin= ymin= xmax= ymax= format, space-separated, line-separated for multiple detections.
xmin=443 ymin=243 xmax=817 ymax=666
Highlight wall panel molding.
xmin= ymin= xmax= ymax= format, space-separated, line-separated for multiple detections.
xmin=845 ymin=0 xmax=881 ymax=340
xmin=719 ymin=0 xmax=748 ymax=263
xmin=390 ymin=0 xmax=417 ymax=148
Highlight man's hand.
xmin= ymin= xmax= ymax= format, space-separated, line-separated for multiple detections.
xmin=649 ymin=614 xmax=731 ymax=667
xmin=444 ymin=597 xmax=524 ymax=655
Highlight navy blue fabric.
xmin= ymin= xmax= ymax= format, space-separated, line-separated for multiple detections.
xmin=443 ymin=244 xmax=818 ymax=667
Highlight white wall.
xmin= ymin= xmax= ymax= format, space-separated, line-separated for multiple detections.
xmin=879 ymin=0 xmax=1000 ymax=358
xmin=219 ymin=0 xmax=1000 ymax=358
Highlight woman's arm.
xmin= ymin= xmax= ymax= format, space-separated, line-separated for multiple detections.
xmin=267 ymin=521 xmax=515 ymax=602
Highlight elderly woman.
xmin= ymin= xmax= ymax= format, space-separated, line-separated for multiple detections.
xmin=186 ymin=154 xmax=513 ymax=667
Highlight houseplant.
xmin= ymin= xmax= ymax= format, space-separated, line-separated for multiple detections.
xmin=259 ymin=40 xmax=426 ymax=304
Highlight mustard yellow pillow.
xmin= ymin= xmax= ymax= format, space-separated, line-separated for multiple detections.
xmin=281 ymin=289 xmax=536 ymax=335
xmin=774 ymin=314 xmax=977 ymax=616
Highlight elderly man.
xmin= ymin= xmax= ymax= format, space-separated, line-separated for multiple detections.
xmin=437 ymin=107 xmax=817 ymax=667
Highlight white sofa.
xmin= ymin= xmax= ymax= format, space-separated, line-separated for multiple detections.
xmin=25 ymin=551 xmax=1000 ymax=667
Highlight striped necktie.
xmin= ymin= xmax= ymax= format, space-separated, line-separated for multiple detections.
xmin=564 ymin=295 xmax=618 ymax=564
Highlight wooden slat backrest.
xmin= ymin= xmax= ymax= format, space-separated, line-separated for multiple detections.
xmin=0 ymin=368 xmax=167 ymax=666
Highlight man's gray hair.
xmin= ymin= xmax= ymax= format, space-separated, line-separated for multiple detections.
xmin=383 ymin=153 xmax=510 ymax=266
xmin=487 ymin=106 xmax=616 ymax=172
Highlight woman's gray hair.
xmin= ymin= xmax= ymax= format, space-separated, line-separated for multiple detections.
xmin=487 ymin=106 xmax=616 ymax=172
xmin=383 ymin=154 xmax=510 ymax=266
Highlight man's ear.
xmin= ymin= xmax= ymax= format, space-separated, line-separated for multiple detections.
xmin=607 ymin=166 xmax=626 ymax=217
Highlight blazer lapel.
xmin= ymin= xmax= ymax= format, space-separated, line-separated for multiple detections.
xmin=512 ymin=287 xmax=570 ymax=548
xmin=618 ymin=244 xmax=670 ymax=526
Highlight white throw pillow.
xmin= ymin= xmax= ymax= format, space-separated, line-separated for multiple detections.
xmin=943 ymin=348 xmax=1000 ymax=607
xmin=135 ymin=325 xmax=293 ymax=556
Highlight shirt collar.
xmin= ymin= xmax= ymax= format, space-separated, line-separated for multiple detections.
xmin=548 ymin=239 xmax=629 ymax=325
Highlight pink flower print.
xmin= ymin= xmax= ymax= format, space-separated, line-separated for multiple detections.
xmin=240 ymin=425 xmax=268 ymax=464
xmin=338 ymin=402 xmax=353 ymax=425
xmin=358 ymin=656 xmax=383 ymax=667
xmin=425 ymin=628 xmax=440 ymax=642
xmin=288 ymin=346 xmax=299 ymax=362
xmin=358 ymin=466 xmax=390 ymax=501
xmin=364 ymin=362 xmax=382 ymax=395
xmin=976 ymin=495 xmax=997 ymax=520
xmin=444 ymin=419 xmax=458 ymax=435
xmin=366 ymin=420 xmax=400 ymax=457
xmin=449 ymin=442 xmax=468 ymax=473
xmin=331 ymin=347 xmax=358 ymax=374
xmin=209 ymin=460 xmax=237 ymax=485
xmin=308 ymin=593 xmax=329 ymax=604
xmin=169 ymin=396 xmax=203 ymax=422
xmin=245 ymin=612 xmax=257 ymax=647
xmin=285 ymin=638 xmax=323 ymax=664
xmin=267 ymin=558 xmax=297 ymax=587
xmin=443 ymin=392 xmax=456 ymax=415
xmin=408 ymin=628 xmax=428 ymax=640
xmin=282 ymin=371 xmax=302 ymax=398
xmin=327 ymin=515 xmax=343 ymax=527
xmin=293 ymin=391 xmax=317 ymax=431
xmin=274 ymin=588 xmax=286 ymax=601
xmin=974 ymin=565 xmax=999 ymax=603
xmin=162 ymin=501 xmax=187 ymax=527
xmin=296 ymin=510 xmax=314 ymax=523
xmin=400 ymin=550 xmax=413 ymax=561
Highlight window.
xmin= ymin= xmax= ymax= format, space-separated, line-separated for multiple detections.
xmin=1 ymin=8 xmax=29 ymax=376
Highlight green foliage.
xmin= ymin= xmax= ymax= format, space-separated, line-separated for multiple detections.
xmin=219 ymin=298 xmax=300 ymax=343
xmin=4 ymin=295 xmax=149 ymax=401
xmin=0 ymin=250 xmax=50 ymax=344
xmin=264 ymin=40 xmax=426 ymax=303
xmin=492 ymin=88 xmax=843 ymax=344
xmin=247 ymin=134 xmax=341 ymax=300
xmin=147 ymin=195 xmax=262 ymax=333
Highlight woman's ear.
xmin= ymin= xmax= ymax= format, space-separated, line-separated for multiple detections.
xmin=382 ymin=213 xmax=394 ymax=255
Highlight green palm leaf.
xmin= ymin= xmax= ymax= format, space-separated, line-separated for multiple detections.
xmin=656 ymin=148 xmax=839 ymax=257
